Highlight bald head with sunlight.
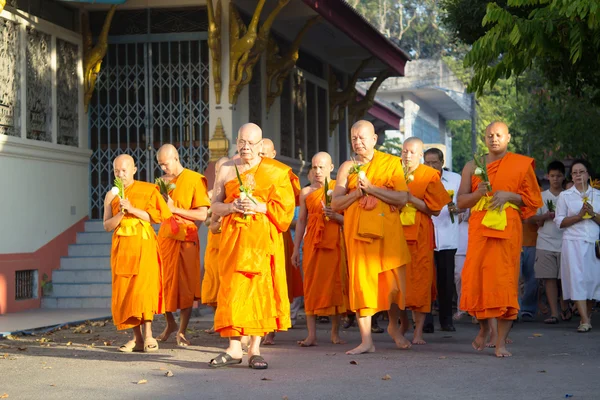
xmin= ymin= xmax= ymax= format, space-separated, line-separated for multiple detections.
xmin=156 ymin=144 xmax=183 ymax=176
xmin=260 ymin=138 xmax=276 ymax=158
xmin=113 ymin=154 xmax=137 ymax=187
xmin=350 ymin=120 xmax=378 ymax=158
xmin=311 ymin=152 xmax=334 ymax=184
xmin=485 ymin=121 xmax=511 ymax=155
xmin=401 ymin=137 xmax=424 ymax=169
xmin=237 ymin=123 xmax=263 ymax=162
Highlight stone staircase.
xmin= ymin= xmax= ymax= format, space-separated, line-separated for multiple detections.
xmin=41 ymin=220 xmax=112 ymax=309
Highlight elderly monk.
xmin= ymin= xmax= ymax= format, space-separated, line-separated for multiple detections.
xmin=202 ymin=156 xmax=230 ymax=334
xmin=209 ymin=123 xmax=295 ymax=369
xmin=292 ymin=152 xmax=348 ymax=347
xmin=398 ymin=138 xmax=450 ymax=345
xmin=458 ymin=121 xmax=542 ymax=357
xmin=332 ymin=120 xmax=412 ymax=355
xmin=260 ymin=138 xmax=303 ymax=346
xmin=103 ymin=154 xmax=172 ymax=353
xmin=154 ymin=144 xmax=210 ymax=346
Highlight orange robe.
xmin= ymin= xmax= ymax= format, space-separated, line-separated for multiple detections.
xmin=343 ymin=150 xmax=411 ymax=317
xmin=110 ymin=181 xmax=172 ymax=330
xmin=460 ymin=153 xmax=543 ymax=320
xmin=158 ymin=169 xmax=210 ymax=312
xmin=284 ymin=171 xmax=303 ymax=302
xmin=303 ymin=182 xmax=349 ymax=316
xmin=401 ymin=165 xmax=450 ymax=313
xmin=201 ymin=230 xmax=221 ymax=307
xmin=215 ymin=158 xmax=296 ymax=337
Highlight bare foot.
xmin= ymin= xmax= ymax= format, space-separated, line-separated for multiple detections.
xmin=204 ymin=326 xmax=216 ymax=334
xmin=176 ymin=332 xmax=190 ymax=347
xmin=472 ymin=330 xmax=487 ymax=351
xmin=157 ymin=325 xmax=177 ymax=342
xmin=487 ymin=337 xmax=512 ymax=348
xmin=387 ymin=324 xmax=411 ymax=349
xmin=297 ymin=338 xmax=318 ymax=347
xmin=262 ymin=333 xmax=275 ymax=346
xmin=495 ymin=346 xmax=512 ymax=357
xmin=345 ymin=342 xmax=375 ymax=355
xmin=412 ymin=336 xmax=427 ymax=345
xmin=331 ymin=336 xmax=346 ymax=345
xmin=505 ymin=337 xmax=514 ymax=344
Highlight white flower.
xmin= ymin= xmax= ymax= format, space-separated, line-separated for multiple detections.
xmin=358 ymin=171 xmax=366 ymax=180
xmin=111 ymin=187 xmax=120 ymax=196
xmin=406 ymin=175 xmax=414 ymax=183
xmin=474 ymin=167 xmax=483 ymax=175
xmin=239 ymin=191 xmax=247 ymax=200
xmin=327 ymin=189 xmax=334 ymax=196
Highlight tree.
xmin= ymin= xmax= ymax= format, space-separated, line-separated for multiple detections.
xmin=454 ymin=0 xmax=600 ymax=102
xmin=377 ymin=136 xmax=403 ymax=157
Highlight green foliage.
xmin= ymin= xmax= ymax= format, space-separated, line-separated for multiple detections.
xmin=377 ymin=136 xmax=403 ymax=157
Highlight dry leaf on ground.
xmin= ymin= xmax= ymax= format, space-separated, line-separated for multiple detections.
xmin=349 ymin=360 xmax=358 ymax=365
xmin=382 ymin=374 xmax=391 ymax=380
xmin=17 ymin=347 xmax=27 ymax=351
xmin=533 ymin=333 xmax=543 ymax=337
xmin=91 ymin=321 xmax=106 ymax=327
xmin=165 ymin=371 xmax=174 ymax=377
xmin=137 ymin=379 xmax=147 ymax=385
xmin=1 ymin=393 xmax=8 ymax=398
xmin=261 ymin=377 xmax=272 ymax=381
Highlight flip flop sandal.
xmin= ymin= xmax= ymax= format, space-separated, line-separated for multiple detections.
xmin=144 ymin=337 xmax=159 ymax=352
xmin=248 ymin=355 xmax=268 ymax=370
xmin=577 ymin=323 xmax=592 ymax=333
xmin=208 ymin=352 xmax=242 ymax=368
xmin=544 ymin=316 xmax=559 ymax=324
xmin=560 ymin=308 xmax=572 ymax=321
xmin=118 ymin=340 xmax=144 ymax=353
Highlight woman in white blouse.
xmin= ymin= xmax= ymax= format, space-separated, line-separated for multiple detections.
xmin=554 ymin=159 xmax=600 ymax=332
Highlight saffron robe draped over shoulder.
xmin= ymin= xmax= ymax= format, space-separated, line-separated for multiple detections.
xmin=460 ymin=153 xmax=543 ymax=320
xmin=342 ymin=150 xmax=411 ymax=317
xmin=158 ymin=169 xmax=210 ymax=311
xmin=284 ymin=172 xmax=304 ymax=302
xmin=215 ymin=158 xmax=296 ymax=337
xmin=201 ymin=230 xmax=221 ymax=307
xmin=401 ymin=164 xmax=450 ymax=313
xmin=302 ymin=181 xmax=349 ymax=316
xmin=110 ymin=181 xmax=172 ymax=330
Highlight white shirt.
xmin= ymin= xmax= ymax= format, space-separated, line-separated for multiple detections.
xmin=554 ymin=185 xmax=600 ymax=243
xmin=433 ymin=169 xmax=462 ymax=251
xmin=536 ymin=190 xmax=564 ymax=251
xmin=456 ymin=209 xmax=469 ymax=256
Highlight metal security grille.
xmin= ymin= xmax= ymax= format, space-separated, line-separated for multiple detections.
xmin=89 ymin=35 xmax=209 ymax=219
xmin=15 ymin=270 xmax=35 ymax=300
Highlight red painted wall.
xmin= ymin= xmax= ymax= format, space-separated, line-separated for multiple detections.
xmin=0 ymin=217 xmax=87 ymax=314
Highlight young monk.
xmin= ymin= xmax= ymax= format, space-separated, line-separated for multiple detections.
xmin=331 ymin=120 xmax=412 ymax=355
xmin=399 ymin=138 xmax=451 ymax=345
xmin=155 ymin=144 xmax=210 ymax=347
xmin=209 ymin=123 xmax=295 ymax=369
xmin=103 ymin=154 xmax=172 ymax=353
xmin=458 ymin=121 xmax=543 ymax=357
xmin=292 ymin=152 xmax=348 ymax=346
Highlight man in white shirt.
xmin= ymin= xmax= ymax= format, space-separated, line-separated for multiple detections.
xmin=531 ymin=161 xmax=568 ymax=323
xmin=424 ymin=148 xmax=461 ymax=332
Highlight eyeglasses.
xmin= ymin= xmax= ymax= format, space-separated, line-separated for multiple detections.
xmin=237 ymin=139 xmax=262 ymax=147
xmin=572 ymin=170 xmax=588 ymax=176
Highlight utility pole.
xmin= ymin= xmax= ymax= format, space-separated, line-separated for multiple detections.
xmin=470 ymin=92 xmax=477 ymax=155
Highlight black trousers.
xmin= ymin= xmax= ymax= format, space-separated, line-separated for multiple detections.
xmin=425 ymin=249 xmax=457 ymax=327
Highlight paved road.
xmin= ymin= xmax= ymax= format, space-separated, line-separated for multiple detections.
xmin=1 ymin=313 xmax=599 ymax=400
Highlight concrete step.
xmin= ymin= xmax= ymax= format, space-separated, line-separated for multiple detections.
xmin=60 ymin=256 xmax=110 ymax=270
xmin=76 ymin=231 xmax=113 ymax=244
xmin=41 ymin=296 xmax=112 ymax=309
xmin=52 ymin=269 xmax=111 ymax=284
xmin=52 ymin=283 xmax=111 ymax=297
xmin=68 ymin=244 xmax=111 ymax=257
xmin=84 ymin=220 xmax=105 ymax=232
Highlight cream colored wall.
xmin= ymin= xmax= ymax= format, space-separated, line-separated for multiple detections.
xmin=0 ymin=138 xmax=91 ymax=253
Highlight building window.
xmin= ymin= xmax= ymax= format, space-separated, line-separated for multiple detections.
xmin=292 ymin=71 xmax=306 ymax=161
xmin=249 ymin=60 xmax=262 ymax=126
xmin=279 ymin=74 xmax=292 ymax=158
xmin=56 ymin=38 xmax=79 ymax=146
xmin=413 ymin=116 xmax=439 ymax=144
xmin=15 ymin=270 xmax=36 ymax=300
xmin=0 ymin=17 xmax=21 ymax=138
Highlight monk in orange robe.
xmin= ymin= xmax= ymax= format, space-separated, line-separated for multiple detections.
xmin=332 ymin=120 xmax=412 ymax=355
xmin=292 ymin=152 xmax=348 ymax=346
xmin=153 ymin=144 xmax=210 ymax=346
xmin=201 ymin=156 xmax=229 ymax=334
xmin=103 ymin=154 xmax=172 ymax=353
xmin=457 ymin=121 xmax=542 ymax=357
xmin=399 ymin=138 xmax=451 ymax=345
xmin=260 ymin=138 xmax=303 ymax=346
xmin=209 ymin=123 xmax=295 ymax=369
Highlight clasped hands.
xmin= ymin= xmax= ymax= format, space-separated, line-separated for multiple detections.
xmin=579 ymin=202 xmax=595 ymax=219
xmin=230 ymin=197 xmax=264 ymax=215
xmin=357 ymin=174 xmax=373 ymax=196
xmin=476 ymin=182 xmax=514 ymax=210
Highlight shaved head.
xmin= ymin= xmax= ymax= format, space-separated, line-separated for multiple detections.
xmin=156 ymin=143 xmax=183 ymax=176
xmin=236 ymin=123 xmax=263 ymax=162
xmin=260 ymin=138 xmax=276 ymax=158
xmin=113 ymin=154 xmax=136 ymax=187
xmin=311 ymin=152 xmax=334 ymax=184
xmin=402 ymin=137 xmax=424 ymax=168
xmin=350 ymin=120 xmax=378 ymax=158
xmin=484 ymin=121 xmax=511 ymax=155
